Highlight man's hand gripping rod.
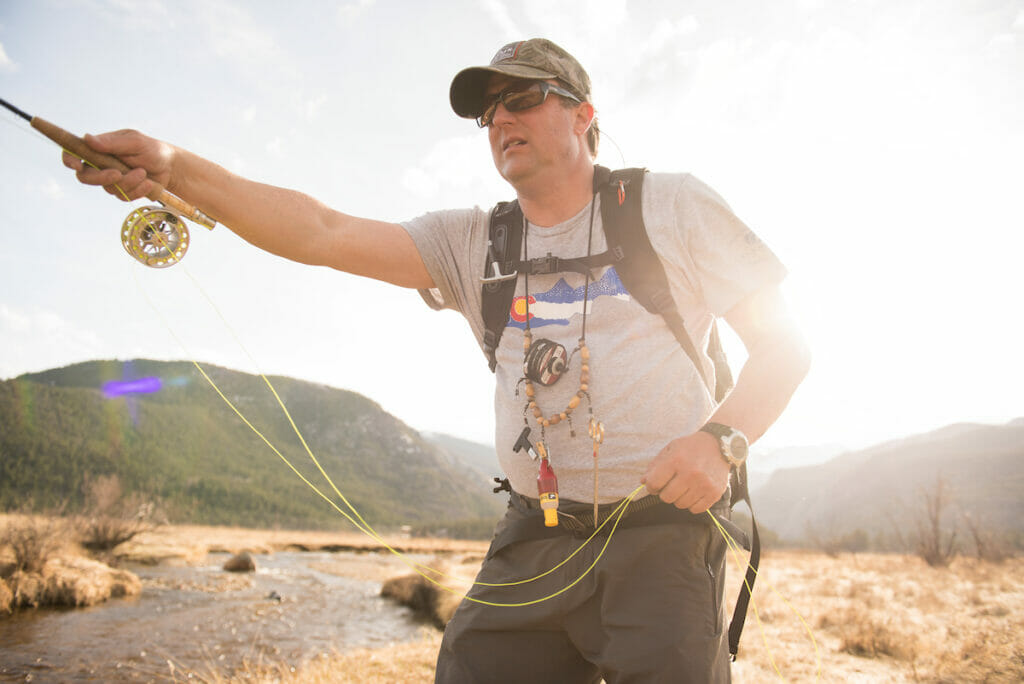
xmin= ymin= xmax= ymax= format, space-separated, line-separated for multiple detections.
xmin=1 ymin=96 xmax=215 ymax=268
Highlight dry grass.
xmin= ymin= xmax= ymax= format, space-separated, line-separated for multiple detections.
xmin=0 ymin=511 xmax=69 ymax=573
xmin=4 ymin=516 xmax=1021 ymax=683
xmin=152 ymin=544 xmax=1023 ymax=684
xmin=4 ymin=555 xmax=141 ymax=609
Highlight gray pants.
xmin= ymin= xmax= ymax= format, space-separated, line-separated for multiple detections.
xmin=435 ymin=496 xmax=731 ymax=683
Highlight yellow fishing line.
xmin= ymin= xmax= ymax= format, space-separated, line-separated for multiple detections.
xmin=707 ymin=512 xmax=823 ymax=681
xmin=54 ymin=139 xmax=822 ymax=661
xmin=84 ymin=157 xmax=648 ymax=605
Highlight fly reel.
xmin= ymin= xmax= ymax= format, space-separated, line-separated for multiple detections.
xmin=121 ymin=205 xmax=190 ymax=268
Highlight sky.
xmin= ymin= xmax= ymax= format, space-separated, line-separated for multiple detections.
xmin=1 ymin=0 xmax=1022 ymax=455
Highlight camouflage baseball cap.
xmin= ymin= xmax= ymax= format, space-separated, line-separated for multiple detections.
xmin=450 ymin=39 xmax=592 ymax=119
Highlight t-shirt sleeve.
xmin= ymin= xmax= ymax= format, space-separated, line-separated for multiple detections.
xmin=649 ymin=174 xmax=788 ymax=318
xmin=401 ymin=207 xmax=489 ymax=340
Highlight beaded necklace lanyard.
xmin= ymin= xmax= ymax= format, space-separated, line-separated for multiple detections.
xmin=519 ymin=194 xmax=607 ymax=523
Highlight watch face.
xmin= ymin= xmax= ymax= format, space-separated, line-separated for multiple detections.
xmin=727 ymin=434 xmax=748 ymax=463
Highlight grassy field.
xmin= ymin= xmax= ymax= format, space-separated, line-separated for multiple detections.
xmin=142 ymin=525 xmax=1024 ymax=684
xmin=204 ymin=551 xmax=1023 ymax=684
xmin=3 ymin=517 xmax=1022 ymax=683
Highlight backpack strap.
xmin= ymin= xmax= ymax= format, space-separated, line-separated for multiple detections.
xmin=481 ymin=200 xmax=524 ymax=372
xmin=594 ymin=166 xmax=756 ymax=659
xmin=594 ymin=166 xmax=713 ymax=394
xmin=727 ymin=461 xmax=760 ymax=660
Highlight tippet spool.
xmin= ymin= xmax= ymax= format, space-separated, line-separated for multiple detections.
xmin=523 ymin=338 xmax=568 ymax=386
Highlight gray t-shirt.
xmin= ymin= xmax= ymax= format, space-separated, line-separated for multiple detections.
xmin=402 ymin=172 xmax=786 ymax=502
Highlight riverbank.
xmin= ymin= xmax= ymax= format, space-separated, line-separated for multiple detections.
xmin=187 ymin=550 xmax=1024 ymax=684
xmin=0 ymin=514 xmax=488 ymax=618
xmin=3 ymin=517 xmax=1022 ymax=682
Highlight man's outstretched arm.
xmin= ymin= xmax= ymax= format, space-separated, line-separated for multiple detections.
xmin=63 ymin=129 xmax=433 ymax=289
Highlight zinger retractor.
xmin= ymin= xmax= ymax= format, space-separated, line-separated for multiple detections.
xmin=121 ymin=205 xmax=190 ymax=268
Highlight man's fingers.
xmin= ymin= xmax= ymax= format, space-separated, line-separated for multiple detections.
xmin=83 ymin=130 xmax=138 ymax=155
xmin=103 ymin=167 xmax=152 ymax=200
xmin=60 ymin=150 xmax=82 ymax=171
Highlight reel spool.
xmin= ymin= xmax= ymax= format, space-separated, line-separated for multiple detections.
xmin=121 ymin=205 xmax=190 ymax=268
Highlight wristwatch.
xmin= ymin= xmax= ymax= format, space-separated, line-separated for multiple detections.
xmin=699 ymin=422 xmax=749 ymax=469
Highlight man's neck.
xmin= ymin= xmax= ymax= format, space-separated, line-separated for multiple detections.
xmin=515 ymin=162 xmax=595 ymax=228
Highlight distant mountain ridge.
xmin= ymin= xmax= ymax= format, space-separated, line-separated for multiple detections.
xmin=753 ymin=419 xmax=1024 ymax=545
xmin=0 ymin=359 xmax=505 ymax=531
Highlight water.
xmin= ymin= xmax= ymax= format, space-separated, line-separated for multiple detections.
xmin=0 ymin=551 xmax=436 ymax=682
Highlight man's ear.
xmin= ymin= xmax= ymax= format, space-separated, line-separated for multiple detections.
xmin=575 ymin=102 xmax=596 ymax=136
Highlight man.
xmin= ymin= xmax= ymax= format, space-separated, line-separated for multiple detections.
xmin=67 ymin=39 xmax=809 ymax=683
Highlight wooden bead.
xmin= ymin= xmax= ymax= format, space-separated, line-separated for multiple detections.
xmin=581 ymin=364 xmax=589 ymax=373
xmin=559 ymin=412 xmax=567 ymax=421
xmin=542 ymin=418 xmax=550 ymax=427
xmin=581 ymin=347 xmax=590 ymax=361
xmin=581 ymin=373 xmax=589 ymax=383
xmin=580 ymin=384 xmax=589 ymax=392
xmin=568 ymin=396 xmax=580 ymax=410
xmin=525 ymin=384 xmax=535 ymax=398
xmin=549 ymin=415 xmax=561 ymax=425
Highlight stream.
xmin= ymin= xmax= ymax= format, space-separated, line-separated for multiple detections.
xmin=0 ymin=551 xmax=437 ymax=682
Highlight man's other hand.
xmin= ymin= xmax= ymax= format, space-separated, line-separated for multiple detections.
xmin=642 ymin=431 xmax=730 ymax=514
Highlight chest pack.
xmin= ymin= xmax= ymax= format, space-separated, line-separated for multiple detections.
xmin=480 ymin=165 xmax=760 ymax=660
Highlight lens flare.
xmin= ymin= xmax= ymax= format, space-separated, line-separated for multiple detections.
xmin=102 ymin=377 xmax=163 ymax=398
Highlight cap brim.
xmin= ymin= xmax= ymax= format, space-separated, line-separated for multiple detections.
xmin=449 ymin=64 xmax=558 ymax=118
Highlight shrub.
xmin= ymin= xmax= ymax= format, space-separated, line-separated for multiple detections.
xmin=1 ymin=510 xmax=66 ymax=574
xmin=77 ymin=475 xmax=159 ymax=552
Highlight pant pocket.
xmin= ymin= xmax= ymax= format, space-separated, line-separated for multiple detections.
xmin=703 ymin=525 xmax=726 ymax=636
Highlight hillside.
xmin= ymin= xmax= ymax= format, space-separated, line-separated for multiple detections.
xmin=422 ymin=432 xmax=502 ymax=488
xmin=753 ymin=419 xmax=1024 ymax=546
xmin=0 ymin=359 xmax=505 ymax=530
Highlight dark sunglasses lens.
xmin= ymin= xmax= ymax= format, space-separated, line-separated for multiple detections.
xmin=477 ymin=84 xmax=549 ymax=126
xmin=478 ymin=101 xmax=498 ymax=127
xmin=503 ymin=87 xmax=546 ymax=112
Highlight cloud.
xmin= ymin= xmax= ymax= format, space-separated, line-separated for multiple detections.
xmin=0 ymin=41 xmax=16 ymax=72
xmin=480 ymin=0 xmax=524 ymax=37
xmin=41 ymin=178 xmax=65 ymax=201
xmin=190 ymin=0 xmax=298 ymax=87
xmin=102 ymin=0 xmax=173 ymax=31
xmin=524 ymin=0 xmax=626 ymax=39
xmin=304 ymin=94 xmax=328 ymax=120
xmin=401 ymin=134 xmax=507 ymax=207
xmin=0 ymin=305 xmax=103 ymax=379
xmin=337 ymin=0 xmax=376 ymax=24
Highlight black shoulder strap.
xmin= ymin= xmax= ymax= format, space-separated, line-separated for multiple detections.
xmin=596 ymin=166 xmax=756 ymax=659
xmin=595 ymin=166 xmax=714 ymax=393
xmin=481 ymin=200 xmax=524 ymax=372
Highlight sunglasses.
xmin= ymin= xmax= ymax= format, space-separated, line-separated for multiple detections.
xmin=477 ymin=81 xmax=582 ymax=128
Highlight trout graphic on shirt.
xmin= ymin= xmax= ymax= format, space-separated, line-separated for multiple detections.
xmin=507 ymin=267 xmax=630 ymax=330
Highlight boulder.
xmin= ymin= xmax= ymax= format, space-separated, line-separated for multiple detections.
xmin=223 ymin=552 xmax=256 ymax=573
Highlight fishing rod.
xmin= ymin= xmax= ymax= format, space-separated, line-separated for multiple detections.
xmin=1 ymin=96 xmax=215 ymax=268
